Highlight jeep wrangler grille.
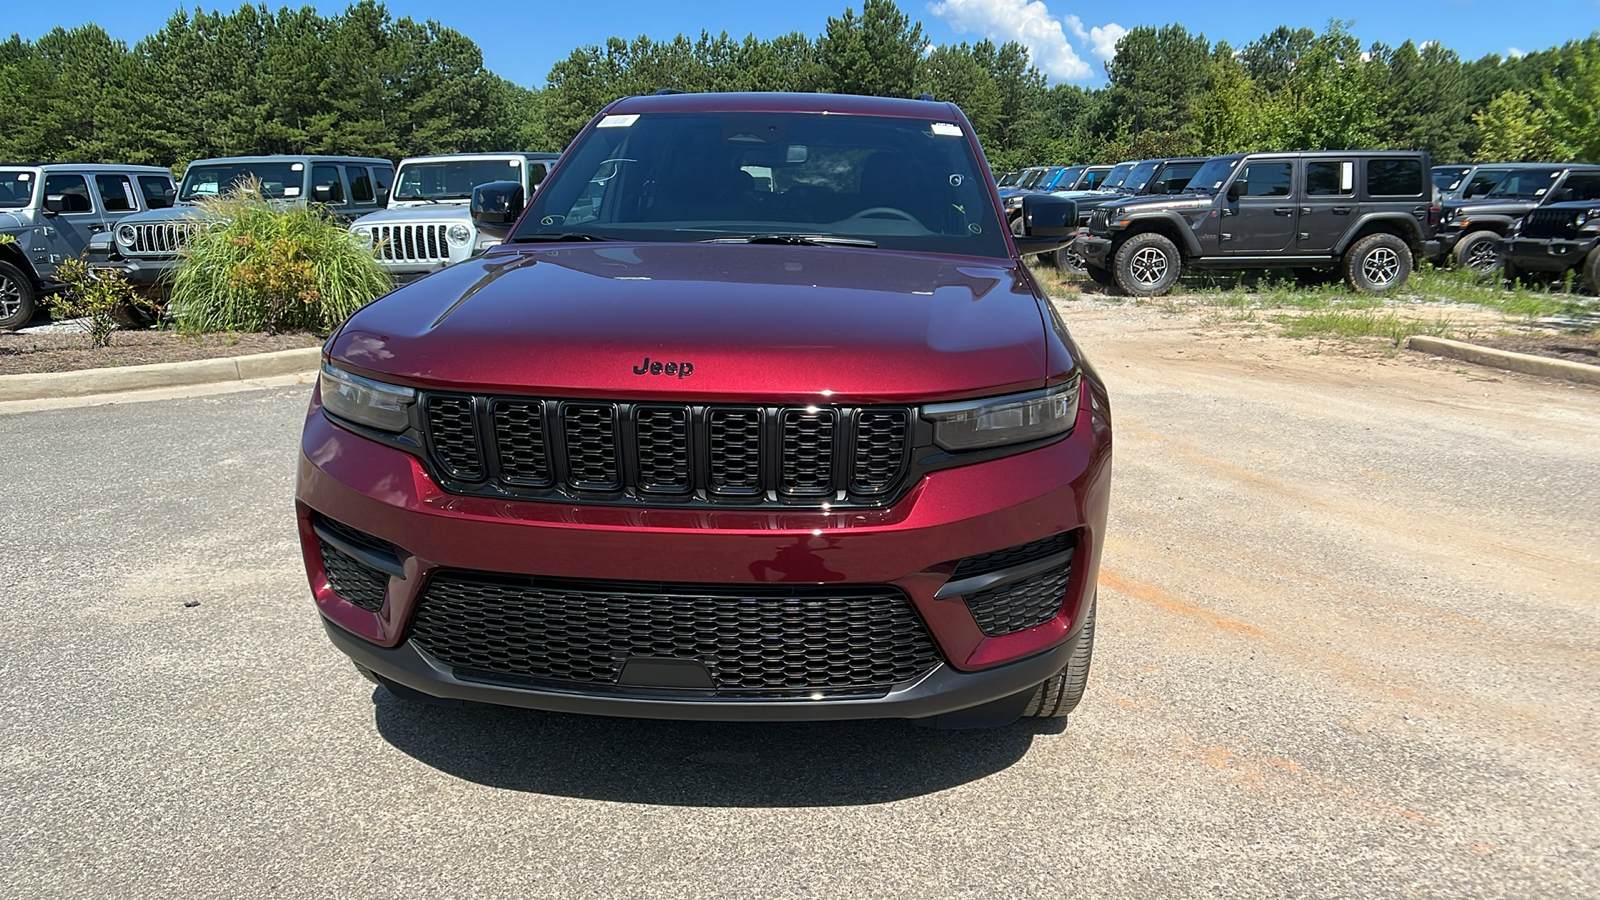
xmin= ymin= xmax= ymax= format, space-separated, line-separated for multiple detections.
xmin=1521 ymin=208 xmax=1582 ymax=240
xmin=371 ymin=223 xmax=451 ymax=263
xmin=125 ymin=221 xmax=200 ymax=255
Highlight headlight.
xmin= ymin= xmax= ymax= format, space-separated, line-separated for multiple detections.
xmin=922 ymin=378 xmax=1080 ymax=452
xmin=352 ymin=226 xmax=373 ymax=245
xmin=475 ymin=237 xmax=503 ymax=251
xmin=116 ymin=224 xmax=136 ymax=246
xmin=319 ymin=362 xmax=415 ymax=433
xmin=1580 ymin=210 xmax=1599 ymax=232
xmin=447 ymin=224 xmax=472 ymax=246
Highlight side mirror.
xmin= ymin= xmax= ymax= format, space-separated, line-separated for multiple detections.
xmin=471 ymin=181 xmax=526 ymax=230
xmin=377 ymin=187 xmax=390 ymax=205
xmin=43 ymin=194 xmax=67 ymax=215
xmin=1226 ymin=181 xmax=1246 ymax=202
xmin=1013 ymin=194 xmax=1077 ymax=256
xmin=313 ymin=184 xmax=334 ymax=203
xmin=1550 ymin=188 xmax=1574 ymax=203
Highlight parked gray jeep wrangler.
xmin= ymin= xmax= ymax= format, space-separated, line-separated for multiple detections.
xmin=0 ymin=163 xmax=176 ymax=329
xmin=349 ymin=152 xmax=559 ymax=284
xmin=86 ymin=155 xmax=393 ymax=296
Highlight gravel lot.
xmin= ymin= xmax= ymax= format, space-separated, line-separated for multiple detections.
xmin=2 ymin=302 xmax=1597 ymax=898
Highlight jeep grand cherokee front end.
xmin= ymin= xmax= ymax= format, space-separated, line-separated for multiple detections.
xmin=296 ymin=92 xmax=1113 ymax=728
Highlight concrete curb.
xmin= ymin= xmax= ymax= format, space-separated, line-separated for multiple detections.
xmin=1406 ymin=335 xmax=1600 ymax=387
xmin=0 ymin=346 xmax=321 ymax=402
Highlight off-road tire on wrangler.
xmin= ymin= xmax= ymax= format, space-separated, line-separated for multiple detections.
xmin=1084 ymin=263 xmax=1116 ymax=287
xmin=1022 ymin=597 xmax=1096 ymax=718
xmin=1584 ymin=247 xmax=1600 ymax=295
xmin=1343 ymin=233 xmax=1413 ymax=293
xmin=1453 ymin=229 xmax=1502 ymax=273
xmin=1113 ymin=232 xmax=1182 ymax=296
xmin=0 ymin=260 xmax=37 ymax=331
xmin=1053 ymin=244 xmax=1087 ymax=274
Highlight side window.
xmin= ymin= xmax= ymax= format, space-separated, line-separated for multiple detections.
xmin=1367 ymin=159 xmax=1424 ymax=197
xmin=1561 ymin=173 xmax=1600 ymax=202
xmin=137 ymin=175 xmax=175 ymax=209
xmin=42 ymin=174 xmax=94 ymax=213
xmin=528 ymin=163 xmax=549 ymax=190
xmin=374 ymin=166 xmax=393 ymax=202
xmin=1306 ymin=161 xmax=1354 ymax=196
xmin=95 ymin=174 xmax=138 ymax=212
xmin=347 ymin=166 xmax=374 ymax=203
xmin=312 ymin=165 xmax=345 ymax=203
xmin=1240 ymin=162 xmax=1293 ymax=197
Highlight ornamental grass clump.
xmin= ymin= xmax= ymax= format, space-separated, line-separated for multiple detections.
xmin=168 ymin=181 xmax=391 ymax=333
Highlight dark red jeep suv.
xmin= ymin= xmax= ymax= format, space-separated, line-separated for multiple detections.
xmin=296 ymin=92 xmax=1113 ymax=728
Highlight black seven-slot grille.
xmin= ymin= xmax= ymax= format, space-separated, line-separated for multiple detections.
xmin=422 ymin=395 xmax=911 ymax=506
xmin=1520 ymin=208 xmax=1583 ymax=240
xmin=408 ymin=573 xmax=943 ymax=697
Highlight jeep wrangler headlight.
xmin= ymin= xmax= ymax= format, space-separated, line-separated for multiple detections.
xmin=319 ymin=362 xmax=415 ymax=433
xmin=116 ymin=224 xmax=137 ymax=247
xmin=922 ymin=377 xmax=1080 ymax=452
xmin=1580 ymin=210 xmax=1599 ymax=232
xmin=447 ymin=224 xmax=472 ymax=246
xmin=352 ymin=225 xmax=374 ymax=246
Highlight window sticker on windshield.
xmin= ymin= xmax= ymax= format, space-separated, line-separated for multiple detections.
xmin=598 ymin=114 xmax=640 ymax=128
xmin=18 ymin=173 xmax=30 ymax=181
xmin=509 ymin=159 xmax=522 ymax=166
xmin=931 ymin=123 xmax=962 ymax=137
xmin=284 ymin=186 xmax=301 ymax=197
xmin=291 ymin=163 xmax=304 ymax=171
xmin=1536 ymin=188 xmax=1547 ymax=196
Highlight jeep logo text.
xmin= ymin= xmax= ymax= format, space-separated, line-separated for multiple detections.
xmin=633 ymin=357 xmax=694 ymax=378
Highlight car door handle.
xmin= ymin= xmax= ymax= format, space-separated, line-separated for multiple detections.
xmin=1274 ymin=207 xmax=1293 ymax=216
xmin=1332 ymin=207 xmax=1353 ymax=215
xmin=88 ymin=224 xmax=106 ymax=233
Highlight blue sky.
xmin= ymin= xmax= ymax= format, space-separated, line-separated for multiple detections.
xmin=12 ymin=0 xmax=1599 ymax=86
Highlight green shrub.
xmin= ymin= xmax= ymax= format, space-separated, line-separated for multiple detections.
xmin=47 ymin=257 xmax=157 ymax=348
xmin=168 ymin=183 xmax=392 ymax=334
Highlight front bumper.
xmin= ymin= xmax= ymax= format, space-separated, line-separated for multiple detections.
xmin=1420 ymin=239 xmax=1442 ymax=261
xmin=85 ymin=254 xmax=176 ymax=286
xmin=296 ymin=384 xmax=1113 ymax=721
xmin=1504 ymin=237 xmax=1595 ymax=272
xmin=1076 ymin=235 xmax=1112 ymax=268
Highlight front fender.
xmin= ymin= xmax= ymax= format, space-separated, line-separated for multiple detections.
xmin=1118 ymin=211 xmax=1204 ymax=257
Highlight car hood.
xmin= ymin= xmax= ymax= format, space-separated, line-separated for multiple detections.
xmin=330 ymin=243 xmax=1053 ymax=404
xmin=353 ymin=204 xmax=472 ymax=227
xmin=114 ymin=205 xmax=211 ymax=226
xmin=1444 ymin=199 xmax=1539 ymax=219
xmin=1100 ymin=193 xmax=1215 ymax=215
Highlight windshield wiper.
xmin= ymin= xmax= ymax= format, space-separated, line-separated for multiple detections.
xmin=702 ymin=233 xmax=879 ymax=248
xmin=512 ymin=232 xmax=615 ymax=243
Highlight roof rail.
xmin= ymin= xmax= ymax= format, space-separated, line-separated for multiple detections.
xmin=918 ymin=93 xmax=935 ymax=102
xmin=653 ymin=88 xmax=687 ymax=96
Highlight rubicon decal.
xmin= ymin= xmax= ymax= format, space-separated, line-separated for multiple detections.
xmin=633 ymin=357 xmax=694 ymax=378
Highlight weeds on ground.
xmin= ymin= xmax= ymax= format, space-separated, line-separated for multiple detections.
xmin=168 ymin=181 xmax=392 ymax=334
xmin=1273 ymin=309 xmax=1455 ymax=346
xmin=45 ymin=258 xmax=159 ymax=348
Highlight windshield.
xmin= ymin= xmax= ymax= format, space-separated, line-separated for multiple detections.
xmin=996 ymin=171 xmax=1019 ymax=187
xmin=1051 ymin=166 xmax=1085 ymax=190
xmin=180 ymin=163 xmax=304 ymax=201
xmin=1186 ymin=156 xmax=1245 ymax=194
xmin=1017 ymin=167 xmax=1048 ymax=189
xmin=1486 ymin=168 xmax=1563 ymax=200
xmin=1122 ymin=162 xmax=1163 ymax=194
xmin=0 ymin=170 xmax=36 ymax=209
xmin=394 ymin=158 xmax=523 ymax=202
xmin=511 ymin=111 xmax=1009 ymax=258
xmin=1099 ymin=163 xmax=1136 ymax=190
xmin=1432 ymin=166 xmax=1471 ymax=192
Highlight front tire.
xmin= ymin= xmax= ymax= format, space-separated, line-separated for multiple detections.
xmin=1084 ymin=263 xmax=1116 ymax=286
xmin=1113 ymin=232 xmax=1182 ymax=296
xmin=1584 ymin=246 xmax=1600 ymax=294
xmin=1453 ymin=230 xmax=1502 ymax=273
xmin=1053 ymin=243 xmax=1087 ymax=275
xmin=0 ymin=260 xmax=37 ymax=331
xmin=1022 ymin=598 xmax=1096 ymax=718
xmin=1344 ymin=233 xmax=1413 ymax=293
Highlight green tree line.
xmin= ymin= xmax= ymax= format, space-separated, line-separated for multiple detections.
xmin=2 ymin=0 xmax=1597 ymax=173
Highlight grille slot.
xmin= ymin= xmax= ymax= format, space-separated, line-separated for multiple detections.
xmin=951 ymin=532 xmax=1075 ymax=580
xmin=562 ymin=404 xmax=620 ymax=490
xmin=127 ymin=221 xmax=199 ymax=255
xmin=851 ymin=410 xmax=909 ymax=494
xmin=421 ymin=396 xmax=915 ymax=507
xmin=425 ymin=395 xmax=484 ymax=481
xmin=635 ymin=406 xmax=691 ymax=493
xmin=779 ymin=409 xmax=836 ymax=496
xmin=965 ymin=561 xmax=1074 ymax=636
xmin=408 ymin=574 xmax=943 ymax=696
xmin=707 ymin=408 xmax=763 ymax=495
xmin=1520 ymin=209 xmax=1580 ymax=240
xmin=373 ymin=223 xmax=451 ymax=262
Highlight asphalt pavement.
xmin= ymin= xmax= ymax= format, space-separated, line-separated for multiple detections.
xmin=1 ymin=306 xmax=1597 ymax=898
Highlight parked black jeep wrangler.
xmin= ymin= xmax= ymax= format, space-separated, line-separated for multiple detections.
xmin=1435 ymin=165 xmax=1600 ymax=272
xmin=1075 ymin=151 xmax=1440 ymax=295
xmin=1051 ymin=157 xmax=1208 ymax=272
xmin=1502 ymin=200 xmax=1600 ymax=291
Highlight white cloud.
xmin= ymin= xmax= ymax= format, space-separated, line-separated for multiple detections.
xmin=1507 ymin=46 xmax=1525 ymax=58
xmin=928 ymin=0 xmax=1124 ymax=81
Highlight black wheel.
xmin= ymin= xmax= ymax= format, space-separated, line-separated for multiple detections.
xmin=1584 ymin=247 xmax=1600 ymax=295
xmin=1023 ymin=598 xmax=1096 ymax=718
xmin=0 ymin=260 xmax=37 ymax=331
xmin=1453 ymin=230 xmax=1502 ymax=273
xmin=1343 ymin=233 xmax=1413 ymax=293
xmin=1084 ymin=264 xmax=1116 ymax=286
xmin=1113 ymin=232 xmax=1182 ymax=296
xmin=1053 ymin=243 xmax=1087 ymax=275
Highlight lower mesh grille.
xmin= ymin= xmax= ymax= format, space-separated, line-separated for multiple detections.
xmin=408 ymin=573 xmax=943 ymax=697
xmin=319 ymin=540 xmax=389 ymax=611
xmin=966 ymin=563 xmax=1073 ymax=636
